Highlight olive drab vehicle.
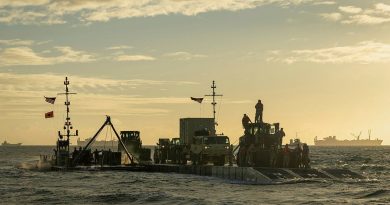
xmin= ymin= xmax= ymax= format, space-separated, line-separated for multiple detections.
xmin=154 ymin=138 xmax=170 ymax=164
xmin=190 ymin=129 xmax=230 ymax=165
xmin=154 ymin=81 xmax=232 ymax=166
xmin=153 ymin=138 xmax=186 ymax=164
xmin=236 ymin=103 xmax=310 ymax=169
xmin=182 ymin=81 xmax=231 ymax=166
xmin=169 ymin=138 xmax=186 ymax=164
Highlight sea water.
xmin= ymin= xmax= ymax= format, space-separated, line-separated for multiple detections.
xmin=0 ymin=146 xmax=389 ymax=204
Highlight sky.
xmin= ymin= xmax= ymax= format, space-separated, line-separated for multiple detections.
xmin=0 ymin=0 xmax=390 ymax=145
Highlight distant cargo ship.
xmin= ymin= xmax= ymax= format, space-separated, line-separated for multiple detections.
xmin=1 ymin=140 xmax=22 ymax=146
xmin=314 ymin=131 xmax=382 ymax=146
xmin=76 ymin=138 xmax=118 ymax=148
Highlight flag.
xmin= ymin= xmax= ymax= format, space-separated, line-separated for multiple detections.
xmin=45 ymin=111 xmax=54 ymax=118
xmin=44 ymin=96 xmax=56 ymax=104
xmin=191 ymin=97 xmax=204 ymax=103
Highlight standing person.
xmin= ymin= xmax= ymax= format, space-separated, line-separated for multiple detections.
xmin=242 ymin=114 xmax=252 ymax=130
xmin=278 ymin=128 xmax=286 ymax=147
xmin=228 ymin=144 xmax=234 ymax=166
xmin=255 ymin=100 xmax=264 ymax=123
xmin=283 ymin=144 xmax=290 ymax=168
xmin=302 ymin=143 xmax=310 ymax=168
xmin=269 ymin=145 xmax=278 ymax=167
xmin=246 ymin=144 xmax=256 ymax=167
xmin=296 ymin=145 xmax=303 ymax=168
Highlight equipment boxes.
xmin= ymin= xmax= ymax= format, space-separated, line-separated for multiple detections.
xmin=180 ymin=118 xmax=215 ymax=144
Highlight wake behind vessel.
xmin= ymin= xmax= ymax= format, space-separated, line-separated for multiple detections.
xmin=314 ymin=131 xmax=383 ymax=146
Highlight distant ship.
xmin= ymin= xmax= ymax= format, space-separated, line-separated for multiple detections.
xmin=314 ymin=130 xmax=382 ymax=146
xmin=1 ymin=140 xmax=22 ymax=146
xmin=76 ymin=138 xmax=118 ymax=148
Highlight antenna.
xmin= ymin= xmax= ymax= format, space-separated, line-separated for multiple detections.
xmin=57 ymin=77 xmax=78 ymax=142
xmin=205 ymin=80 xmax=223 ymax=127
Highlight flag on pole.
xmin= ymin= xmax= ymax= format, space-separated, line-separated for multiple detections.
xmin=44 ymin=96 xmax=56 ymax=104
xmin=191 ymin=97 xmax=204 ymax=103
xmin=45 ymin=111 xmax=54 ymax=118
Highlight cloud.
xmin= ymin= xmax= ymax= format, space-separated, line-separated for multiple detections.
xmin=0 ymin=0 xmax=317 ymax=25
xmin=0 ymin=0 xmax=49 ymax=7
xmin=0 ymin=72 xmax=198 ymax=118
xmin=114 ymin=55 xmax=155 ymax=62
xmin=312 ymin=1 xmax=336 ymax=5
xmin=0 ymin=9 xmax=65 ymax=25
xmin=164 ymin=51 xmax=207 ymax=60
xmin=0 ymin=39 xmax=35 ymax=46
xmin=267 ymin=41 xmax=390 ymax=64
xmin=338 ymin=6 xmax=362 ymax=14
xmin=0 ymin=46 xmax=95 ymax=67
xmin=321 ymin=3 xmax=390 ymax=25
xmin=0 ymin=73 xmax=196 ymax=94
xmin=342 ymin=14 xmax=390 ymax=25
xmin=320 ymin=12 xmax=342 ymax=21
xmin=107 ymin=45 xmax=133 ymax=50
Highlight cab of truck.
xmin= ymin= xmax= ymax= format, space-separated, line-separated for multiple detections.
xmin=190 ymin=135 xmax=230 ymax=166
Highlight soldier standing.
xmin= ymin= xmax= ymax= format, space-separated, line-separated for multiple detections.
xmin=229 ymin=144 xmax=233 ymax=166
xmin=255 ymin=100 xmax=264 ymax=123
xmin=278 ymin=128 xmax=286 ymax=147
xmin=242 ymin=114 xmax=252 ymax=130
xmin=283 ymin=144 xmax=290 ymax=168
xmin=302 ymin=143 xmax=310 ymax=168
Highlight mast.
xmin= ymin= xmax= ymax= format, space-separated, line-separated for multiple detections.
xmin=58 ymin=77 xmax=78 ymax=148
xmin=205 ymin=80 xmax=223 ymax=127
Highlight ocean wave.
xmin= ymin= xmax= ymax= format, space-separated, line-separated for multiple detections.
xmin=358 ymin=189 xmax=389 ymax=199
xmin=360 ymin=164 xmax=387 ymax=171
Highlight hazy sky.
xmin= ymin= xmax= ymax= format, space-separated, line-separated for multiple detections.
xmin=1 ymin=0 xmax=389 ymax=145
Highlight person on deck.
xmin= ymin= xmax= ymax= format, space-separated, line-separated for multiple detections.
xmin=302 ymin=143 xmax=310 ymax=168
xmin=283 ymin=144 xmax=290 ymax=168
xmin=242 ymin=114 xmax=252 ymax=130
xmin=278 ymin=128 xmax=286 ymax=147
xmin=255 ymin=100 xmax=264 ymax=123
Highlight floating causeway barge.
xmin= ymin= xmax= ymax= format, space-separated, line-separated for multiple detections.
xmin=40 ymin=77 xmax=366 ymax=184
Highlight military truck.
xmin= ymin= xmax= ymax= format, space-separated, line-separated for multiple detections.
xmin=190 ymin=130 xmax=230 ymax=165
xmin=154 ymin=138 xmax=186 ymax=164
xmin=153 ymin=118 xmax=232 ymax=166
xmin=181 ymin=118 xmax=231 ymax=166
xmin=154 ymin=138 xmax=170 ymax=164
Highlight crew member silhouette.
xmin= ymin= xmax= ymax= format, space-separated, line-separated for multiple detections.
xmin=255 ymin=100 xmax=263 ymax=123
xmin=242 ymin=114 xmax=252 ymax=130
